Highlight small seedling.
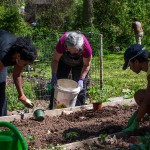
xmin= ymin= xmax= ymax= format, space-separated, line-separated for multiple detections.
xmin=98 ymin=134 xmax=108 ymax=143
xmin=47 ymin=144 xmax=66 ymax=150
xmin=27 ymin=134 xmax=35 ymax=142
xmin=66 ymin=131 xmax=78 ymax=139
xmin=122 ymin=88 xmax=135 ymax=99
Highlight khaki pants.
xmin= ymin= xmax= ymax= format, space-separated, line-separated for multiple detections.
xmin=135 ymin=32 xmax=144 ymax=45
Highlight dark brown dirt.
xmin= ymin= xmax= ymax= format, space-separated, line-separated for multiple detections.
xmin=9 ymin=105 xmax=150 ymax=150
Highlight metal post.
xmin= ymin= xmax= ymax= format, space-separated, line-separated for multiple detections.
xmin=99 ymin=34 xmax=103 ymax=90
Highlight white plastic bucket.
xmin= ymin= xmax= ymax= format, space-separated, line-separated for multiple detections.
xmin=53 ymin=79 xmax=81 ymax=109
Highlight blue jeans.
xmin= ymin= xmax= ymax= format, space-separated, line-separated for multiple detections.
xmin=49 ymin=60 xmax=89 ymax=108
xmin=0 ymin=67 xmax=7 ymax=116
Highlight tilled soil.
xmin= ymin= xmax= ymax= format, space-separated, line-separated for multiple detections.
xmin=9 ymin=105 xmax=150 ymax=150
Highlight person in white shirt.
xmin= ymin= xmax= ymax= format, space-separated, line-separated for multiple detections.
xmin=131 ymin=17 xmax=144 ymax=45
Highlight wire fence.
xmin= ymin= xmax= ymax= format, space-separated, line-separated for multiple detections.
xmin=6 ymin=31 xmax=145 ymax=108
xmin=6 ymin=32 xmax=103 ymax=102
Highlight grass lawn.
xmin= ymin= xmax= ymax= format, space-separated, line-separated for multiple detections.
xmin=6 ymin=52 xmax=147 ymax=111
xmin=88 ymin=52 xmax=147 ymax=103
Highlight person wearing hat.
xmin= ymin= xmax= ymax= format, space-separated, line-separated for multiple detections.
xmin=0 ymin=29 xmax=37 ymax=116
xmin=122 ymin=44 xmax=150 ymax=132
xmin=48 ymin=31 xmax=92 ymax=109
xmin=131 ymin=17 xmax=144 ymax=45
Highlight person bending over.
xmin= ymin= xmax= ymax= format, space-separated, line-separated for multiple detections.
xmin=122 ymin=44 xmax=150 ymax=132
xmin=49 ymin=31 xmax=92 ymax=109
xmin=0 ymin=29 xmax=37 ymax=116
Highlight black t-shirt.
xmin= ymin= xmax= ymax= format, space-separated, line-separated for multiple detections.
xmin=0 ymin=29 xmax=17 ymax=66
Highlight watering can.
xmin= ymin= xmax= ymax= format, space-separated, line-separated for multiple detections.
xmin=0 ymin=122 xmax=28 ymax=150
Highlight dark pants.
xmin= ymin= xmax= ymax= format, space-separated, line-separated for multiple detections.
xmin=0 ymin=82 xmax=7 ymax=116
xmin=49 ymin=60 xmax=89 ymax=109
xmin=0 ymin=67 xmax=7 ymax=116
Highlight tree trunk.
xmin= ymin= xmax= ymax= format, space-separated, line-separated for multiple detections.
xmin=83 ymin=0 xmax=93 ymax=27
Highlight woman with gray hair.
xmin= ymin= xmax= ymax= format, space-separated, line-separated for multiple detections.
xmin=49 ymin=31 xmax=92 ymax=109
xmin=0 ymin=29 xmax=37 ymax=116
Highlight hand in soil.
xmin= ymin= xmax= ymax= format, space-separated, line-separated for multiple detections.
xmin=19 ymin=95 xmax=34 ymax=108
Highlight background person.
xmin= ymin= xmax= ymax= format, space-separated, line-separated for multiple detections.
xmin=0 ymin=29 xmax=37 ymax=116
xmin=49 ymin=31 xmax=92 ymax=109
xmin=122 ymin=44 xmax=150 ymax=132
xmin=131 ymin=17 xmax=144 ymax=45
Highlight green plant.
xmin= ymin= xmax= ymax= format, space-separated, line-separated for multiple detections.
xmin=45 ymin=144 xmax=65 ymax=150
xmin=88 ymin=86 xmax=108 ymax=103
xmin=122 ymin=88 xmax=135 ymax=99
xmin=66 ymin=131 xmax=78 ymax=139
xmin=0 ymin=5 xmax=32 ymax=36
xmin=27 ymin=134 xmax=35 ymax=144
xmin=98 ymin=134 xmax=108 ymax=143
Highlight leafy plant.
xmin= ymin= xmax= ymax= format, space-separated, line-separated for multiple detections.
xmin=0 ymin=5 xmax=32 ymax=36
xmin=122 ymin=88 xmax=135 ymax=99
xmin=27 ymin=134 xmax=35 ymax=142
xmin=98 ymin=134 xmax=108 ymax=143
xmin=46 ymin=144 xmax=65 ymax=150
xmin=88 ymin=86 xmax=108 ymax=103
xmin=65 ymin=131 xmax=78 ymax=139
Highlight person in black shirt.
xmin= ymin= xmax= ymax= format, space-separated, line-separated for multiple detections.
xmin=0 ymin=29 xmax=37 ymax=116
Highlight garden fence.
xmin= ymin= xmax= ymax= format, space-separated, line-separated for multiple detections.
xmin=6 ymin=32 xmax=104 ymax=104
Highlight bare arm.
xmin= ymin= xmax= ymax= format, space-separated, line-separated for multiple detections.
xmin=13 ymin=64 xmax=24 ymax=97
xmin=80 ymin=55 xmax=92 ymax=80
xmin=135 ymin=75 xmax=150 ymax=122
xmin=13 ymin=64 xmax=34 ymax=108
xmin=51 ymin=51 xmax=63 ymax=74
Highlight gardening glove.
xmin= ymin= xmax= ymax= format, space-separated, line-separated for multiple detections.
xmin=127 ymin=111 xmax=138 ymax=127
xmin=50 ymin=73 xmax=57 ymax=84
xmin=47 ymin=82 xmax=53 ymax=92
xmin=78 ymin=79 xmax=83 ymax=89
xmin=123 ymin=120 xmax=139 ymax=132
xmin=47 ymin=73 xmax=57 ymax=92
xmin=18 ymin=95 xmax=34 ymax=108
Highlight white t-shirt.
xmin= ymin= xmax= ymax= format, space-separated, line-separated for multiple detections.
xmin=135 ymin=21 xmax=141 ymax=28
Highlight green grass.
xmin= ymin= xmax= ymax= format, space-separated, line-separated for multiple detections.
xmin=88 ymin=52 xmax=146 ymax=102
xmin=6 ymin=52 xmax=147 ymax=111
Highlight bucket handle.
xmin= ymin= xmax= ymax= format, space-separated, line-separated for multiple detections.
xmin=0 ymin=122 xmax=28 ymax=150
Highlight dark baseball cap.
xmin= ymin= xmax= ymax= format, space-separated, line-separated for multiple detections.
xmin=123 ymin=44 xmax=146 ymax=70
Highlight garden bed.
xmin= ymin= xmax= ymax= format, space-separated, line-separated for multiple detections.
xmin=1 ymin=98 xmax=150 ymax=150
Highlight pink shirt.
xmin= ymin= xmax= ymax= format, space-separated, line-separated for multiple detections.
xmin=56 ymin=33 xmax=92 ymax=58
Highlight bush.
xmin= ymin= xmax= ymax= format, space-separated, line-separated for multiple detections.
xmin=0 ymin=5 xmax=32 ymax=36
